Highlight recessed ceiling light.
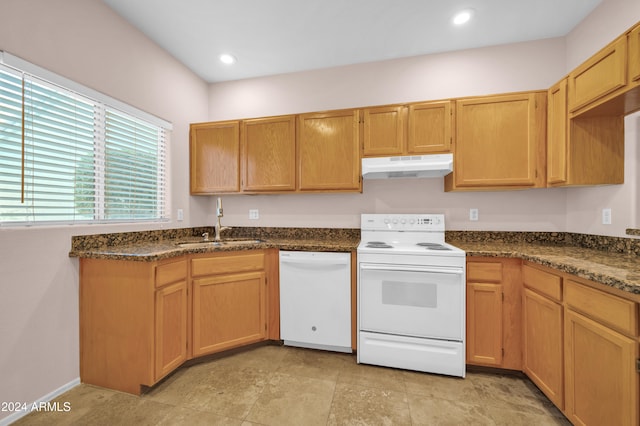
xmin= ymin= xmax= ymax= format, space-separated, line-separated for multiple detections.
xmin=219 ymin=54 xmax=236 ymax=65
xmin=453 ymin=9 xmax=474 ymax=25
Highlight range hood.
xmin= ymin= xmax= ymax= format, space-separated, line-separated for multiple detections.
xmin=362 ymin=153 xmax=453 ymax=179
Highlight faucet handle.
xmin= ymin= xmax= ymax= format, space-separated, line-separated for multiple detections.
xmin=202 ymin=232 xmax=209 ymax=241
xmin=216 ymin=197 xmax=223 ymax=217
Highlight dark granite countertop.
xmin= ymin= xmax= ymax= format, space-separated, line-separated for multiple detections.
xmin=70 ymin=227 xmax=640 ymax=299
xmin=453 ymin=240 xmax=640 ymax=299
xmin=69 ymin=227 xmax=360 ymax=261
xmin=69 ymin=237 xmax=360 ymax=261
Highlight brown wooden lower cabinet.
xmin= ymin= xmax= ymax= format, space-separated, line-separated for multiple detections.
xmin=522 ymin=263 xmax=564 ymax=409
xmin=465 ymin=258 xmax=522 ymax=370
xmin=155 ymin=279 xmax=189 ymax=380
xmin=470 ymin=260 xmax=640 ymax=425
xmin=467 ymin=282 xmax=503 ymax=366
xmin=563 ymin=278 xmax=639 ymax=426
xmin=192 ymin=271 xmax=266 ymax=356
xmin=564 ymin=309 xmax=638 ymax=426
xmin=79 ymin=249 xmax=278 ymax=395
xmin=522 ymin=287 xmax=564 ymax=408
xmin=80 ymin=256 xmax=188 ymax=394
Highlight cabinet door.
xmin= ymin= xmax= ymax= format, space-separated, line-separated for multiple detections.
xmin=192 ymin=271 xmax=267 ymax=356
xmin=241 ymin=115 xmax=296 ymax=192
xmin=564 ymin=309 xmax=638 ymax=426
xmin=297 ymin=109 xmax=361 ymax=191
xmin=547 ymin=79 xmax=568 ymax=185
xmin=450 ymin=92 xmax=545 ymax=190
xmin=155 ymin=280 xmax=188 ymax=381
xmin=568 ymin=36 xmax=627 ymax=114
xmin=407 ymin=101 xmax=452 ymax=154
xmin=522 ymin=288 xmax=564 ymax=409
xmin=630 ymin=24 xmax=640 ymax=83
xmin=363 ymin=106 xmax=405 ymax=157
xmin=190 ymin=121 xmax=240 ymax=193
xmin=466 ymin=282 xmax=503 ymax=366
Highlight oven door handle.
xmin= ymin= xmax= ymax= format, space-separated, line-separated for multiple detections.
xmin=359 ymin=264 xmax=463 ymax=275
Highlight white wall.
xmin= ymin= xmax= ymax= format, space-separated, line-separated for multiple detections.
xmin=0 ymin=0 xmax=208 ymax=422
xmin=565 ymin=0 xmax=640 ymax=69
xmin=206 ymin=0 xmax=640 ymax=238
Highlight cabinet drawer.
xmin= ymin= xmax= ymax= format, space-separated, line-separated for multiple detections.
xmin=565 ymin=280 xmax=638 ymax=336
xmin=467 ymin=261 xmax=502 ymax=283
xmin=155 ymin=258 xmax=187 ymax=288
xmin=568 ymin=36 xmax=627 ymax=113
xmin=191 ymin=251 xmax=265 ymax=277
xmin=523 ymin=264 xmax=562 ymax=301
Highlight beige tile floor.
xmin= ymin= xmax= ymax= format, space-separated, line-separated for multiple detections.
xmin=13 ymin=344 xmax=570 ymax=425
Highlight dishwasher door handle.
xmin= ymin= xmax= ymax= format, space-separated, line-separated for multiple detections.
xmin=280 ymin=257 xmax=349 ymax=269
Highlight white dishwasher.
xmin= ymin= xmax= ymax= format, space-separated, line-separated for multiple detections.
xmin=279 ymin=251 xmax=352 ymax=353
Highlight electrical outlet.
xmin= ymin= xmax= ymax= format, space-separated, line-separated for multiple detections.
xmin=602 ymin=208 xmax=612 ymax=225
xmin=177 ymin=209 xmax=184 ymax=221
xmin=249 ymin=209 xmax=259 ymax=220
xmin=469 ymin=208 xmax=479 ymax=221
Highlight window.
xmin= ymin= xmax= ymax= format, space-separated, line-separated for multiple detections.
xmin=0 ymin=53 xmax=170 ymax=225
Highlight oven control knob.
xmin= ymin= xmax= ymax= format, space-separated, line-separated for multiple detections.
xmin=409 ymin=219 xmax=415 ymax=224
xmin=383 ymin=218 xmax=390 ymax=224
xmin=392 ymin=219 xmax=398 ymax=224
xmin=400 ymin=219 xmax=406 ymax=224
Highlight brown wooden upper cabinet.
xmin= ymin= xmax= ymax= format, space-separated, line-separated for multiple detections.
xmin=241 ymin=115 xmax=296 ymax=192
xmin=547 ymin=78 xmax=624 ymax=187
xmin=547 ymin=79 xmax=568 ymax=185
xmin=568 ymin=36 xmax=627 ymax=114
xmin=190 ymin=121 xmax=240 ymax=194
xmin=362 ymin=105 xmax=405 ymax=156
xmin=297 ymin=109 xmax=361 ymax=192
xmin=407 ymin=101 xmax=453 ymax=154
xmin=444 ymin=91 xmax=546 ymax=191
xmin=362 ymin=101 xmax=452 ymax=157
xmin=630 ymin=23 xmax=640 ymax=84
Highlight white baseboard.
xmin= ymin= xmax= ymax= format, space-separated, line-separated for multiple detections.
xmin=0 ymin=378 xmax=80 ymax=426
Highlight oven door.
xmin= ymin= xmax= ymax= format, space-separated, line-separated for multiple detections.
xmin=359 ymin=263 xmax=464 ymax=340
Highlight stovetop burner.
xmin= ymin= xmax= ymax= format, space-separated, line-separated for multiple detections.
xmin=365 ymin=241 xmax=394 ymax=249
xmin=416 ymin=242 xmax=452 ymax=251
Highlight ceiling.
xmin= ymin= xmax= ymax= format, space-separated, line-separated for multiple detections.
xmin=101 ymin=0 xmax=602 ymax=83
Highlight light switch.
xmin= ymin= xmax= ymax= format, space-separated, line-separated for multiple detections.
xmin=177 ymin=209 xmax=184 ymax=221
xmin=249 ymin=209 xmax=259 ymax=220
xmin=469 ymin=208 xmax=479 ymax=221
xmin=602 ymin=208 xmax=611 ymax=225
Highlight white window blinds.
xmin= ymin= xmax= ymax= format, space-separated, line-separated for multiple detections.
xmin=0 ymin=54 xmax=170 ymax=225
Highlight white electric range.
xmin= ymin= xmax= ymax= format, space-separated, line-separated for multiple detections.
xmin=357 ymin=214 xmax=466 ymax=378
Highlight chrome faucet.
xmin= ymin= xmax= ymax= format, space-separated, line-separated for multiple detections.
xmin=214 ymin=197 xmax=229 ymax=241
xmin=202 ymin=232 xmax=209 ymax=242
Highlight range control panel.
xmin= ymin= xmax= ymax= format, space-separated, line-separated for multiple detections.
xmin=360 ymin=214 xmax=445 ymax=232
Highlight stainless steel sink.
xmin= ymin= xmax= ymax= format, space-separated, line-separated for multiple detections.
xmin=220 ymin=239 xmax=263 ymax=246
xmin=176 ymin=241 xmax=222 ymax=248
xmin=175 ymin=239 xmax=262 ymax=249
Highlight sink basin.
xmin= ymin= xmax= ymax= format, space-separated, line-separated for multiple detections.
xmin=220 ymin=239 xmax=263 ymax=246
xmin=175 ymin=239 xmax=262 ymax=249
xmin=176 ymin=241 xmax=222 ymax=248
